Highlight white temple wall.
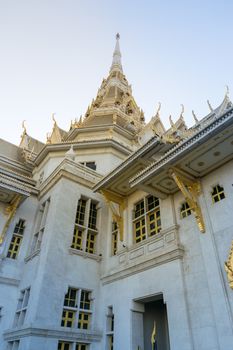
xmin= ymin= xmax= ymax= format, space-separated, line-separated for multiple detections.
xmin=174 ymin=160 xmax=233 ymax=350
xmin=100 ymin=259 xmax=193 ymax=350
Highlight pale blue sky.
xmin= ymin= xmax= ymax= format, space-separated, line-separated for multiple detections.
xmin=0 ymin=0 xmax=233 ymax=145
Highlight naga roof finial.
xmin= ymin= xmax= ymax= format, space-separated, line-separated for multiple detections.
xmin=225 ymin=85 xmax=230 ymax=97
xmin=155 ymin=102 xmax=161 ymax=117
xmin=180 ymin=104 xmax=184 ymax=119
xmin=22 ymin=120 xmax=27 ymax=135
xmin=169 ymin=115 xmax=175 ymax=128
xmin=52 ymin=113 xmax=57 ymax=124
xmin=192 ymin=110 xmax=199 ymax=123
xmin=207 ymin=100 xmax=213 ymax=112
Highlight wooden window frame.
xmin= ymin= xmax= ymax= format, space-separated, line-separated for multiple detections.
xmin=106 ymin=306 xmax=114 ymax=350
xmin=31 ymin=198 xmax=50 ymax=254
xmin=58 ymin=342 xmax=88 ymax=350
xmin=211 ymin=184 xmax=225 ymax=203
xmin=180 ymin=202 xmax=192 ymax=219
xmin=133 ymin=195 xmax=161 ymax=244
xmin=111 ymin=222 xmax=118 ymax=256
xmin=71 ymin=198 xmax=98 ymax=254
xmin=13 ymin=287 xmax=30 ymax=328
xmin=7 ymin=219 xmax=25 ymax=259
xmin=61 ymin=287 xmax=92 ymax=330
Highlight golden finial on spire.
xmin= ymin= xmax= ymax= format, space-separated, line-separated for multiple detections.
xmin=192 ymin=110 xmax=199 ymax=123
xmin=207 ymin=100 xmax=213 ymax=112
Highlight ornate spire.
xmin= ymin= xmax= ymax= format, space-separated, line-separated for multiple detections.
xmin=110 ymin=33 xmax=123 ymax=73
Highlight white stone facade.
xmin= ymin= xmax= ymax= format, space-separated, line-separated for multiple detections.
xmin=0 ymin=36 xmax=233 ymax=350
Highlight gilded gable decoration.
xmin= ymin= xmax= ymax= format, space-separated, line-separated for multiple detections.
xmin=46 ymin=113 xmax=68 ymax=144
xmin=225 ymin=240 xmax=233 ymax=289
xmin=0 ymin=195 xmax=22 ymax=245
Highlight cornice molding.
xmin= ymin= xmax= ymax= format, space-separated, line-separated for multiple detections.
xmin=3 ymin=326 xmax=102 ymax=342
xmin=38 ymin=159 xmax=103 ymax=199
xmin=0 ymin=276 xmax=20 ymax=286
xmin=101 ymin=225 xmax=184 ymax=285
xmin=0 ymin=173 xmax=38 ymax=197
xmin=34 ymin=139 xmax=132 ymax=166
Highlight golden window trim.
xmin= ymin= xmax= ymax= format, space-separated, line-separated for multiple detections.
xmin=133 ymin=195 xmax=161 ymax=244
xmin=111 ymin=221 xmax=118 ymax=256
xmin=7 ymin=219 xmax=26 ymax=259
xmin=72 ymin=198 xmax=99 ymax=254
xmin=61 ymin=287 xmax=93 ymax=330
xmin=180 ymin=202 xmax=192 ymax=219
xmin=211 ymin=184 xmax=225 ymax=204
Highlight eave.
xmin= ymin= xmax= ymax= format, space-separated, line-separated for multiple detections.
xmin=130 ymin=106 xmax=233 ymax=195
xmin=93 ymin=136 xmax=173 ymax=198
xmin=65 ymin=122 xmax=137 ymax=142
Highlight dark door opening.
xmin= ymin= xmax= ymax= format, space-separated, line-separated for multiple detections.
xmin=143 ymin=298 xmax=170 ymax=350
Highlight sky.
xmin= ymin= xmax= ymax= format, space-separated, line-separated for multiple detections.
xmin=0 ymin=0 xmax=233 ymax=145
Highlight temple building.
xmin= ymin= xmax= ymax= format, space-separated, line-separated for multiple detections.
xmin=0 ymin=34 xmax=233 ymax=350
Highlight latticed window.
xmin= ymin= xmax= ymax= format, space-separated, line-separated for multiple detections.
xmin=86 ymin=232 xmax=95 ymax=254
xmin=180 ymin=202 xmax=192 ymax=218
xmin=76 ymin=345 xmax=87 ymax=350
xmin=7 ymin=219 xmax=25 ymax=259
xmin=31 ymin=198 xmax=50 ymax=254
xmin=212 ymin=185 xmax=225 ymax=203
xmin=13 ymin=288 xmax=30 ymax=327
xmin=78 ymin=312 xmax=90 ymax=329
xmin=106 ymin=306 xmax=114 ymax=350
xmin=71 ymin=198 xmax=98 ymax=254
xmin=133 ymin=195 xmax=161 ymax=244
xmin=7 ymin=340 xmax=20 ymax=350
xmin=111 ymin=222 xmax=118 ymax=256
xmin=71 ymin=228 xmax=83 ymax=250
xmin=58 ymin=342 xmax=87 ymax=350
xmin=61 ymin=287 xmax=92 ymax=330
xmin=80 ymin=161 xmax=96 ymax=171
xmin=88 ymin=202 xmax=97 ymax=230
xmin=61 ymin=310 xmax=75 ymax=327
xmin=58 ymin=342 xmax=71 ymax=350
xmin=75 ymin=199 xmax=86 ymax=226
xmin=80 ymin=290 xmax=91 ymax=310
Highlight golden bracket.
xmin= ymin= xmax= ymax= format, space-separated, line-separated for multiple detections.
xmin=0 ymin=195 xmax=22 ymax=245
xmin=168 ymin=168 xmax=205 ymax=233
xmin=225 ymin=240 xmax=233 ymax=289
xmin=100 ymin=189 xmax=126 ymax=241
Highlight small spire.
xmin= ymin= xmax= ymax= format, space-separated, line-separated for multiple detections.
xmin=110 ymin=33 xmax=123 ymax=73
